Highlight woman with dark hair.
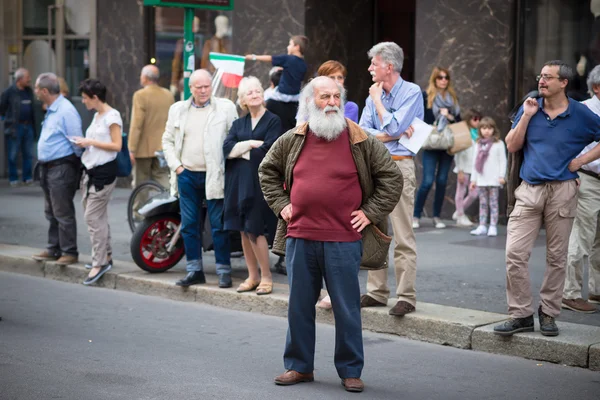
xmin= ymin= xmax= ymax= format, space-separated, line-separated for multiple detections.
xmin=74 ymin=79 xmax=122 ymax=286
xmin=413 ymin=66 xmax=461 ymax=229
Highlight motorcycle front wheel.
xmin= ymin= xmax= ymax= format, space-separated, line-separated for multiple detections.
xmin=130 ymin=213 xmax=185 ymax=273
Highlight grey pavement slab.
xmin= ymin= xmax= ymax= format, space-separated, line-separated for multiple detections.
xmin=590 ymin=344 xmax=600 ymax=371
xmin=1 ymin=180 xmax=600 ymax=327
xmin=2 ymin=272 xmax=599 ymax=400
xmin=472 ymin=321 xmax=600 ymax=368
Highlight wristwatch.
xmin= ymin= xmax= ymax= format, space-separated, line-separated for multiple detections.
xmin=252 ymin=54 xmax=257 ymax=61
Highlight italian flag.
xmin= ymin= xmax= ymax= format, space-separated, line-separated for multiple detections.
xmin=210 ymin=52 xmax=245 ymax=89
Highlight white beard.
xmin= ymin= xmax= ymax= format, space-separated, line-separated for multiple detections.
xmin=307 ymin=101 xmax=347 ymax=141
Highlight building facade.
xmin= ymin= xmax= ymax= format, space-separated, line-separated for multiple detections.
xmin=1 ymin=0 xmax=598 ymax=217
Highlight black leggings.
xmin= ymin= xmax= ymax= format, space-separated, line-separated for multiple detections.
xmin=266 ymin=99 xmax=299 ymax=133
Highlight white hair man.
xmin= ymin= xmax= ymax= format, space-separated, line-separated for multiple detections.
xmin=259 ymin=76 xmax=401 ymax=392
xmin=561 ymin=64 xmax=600 ymax=313
xmin=0 ymin=67 xmax=36 ymax=186
xmin=358 ymin=42 xmax=424 ymax=317
xmin=129 ymin=64 xmax=174 ymax=193
xmin=162 ymin=69 xmax=238 ymax=288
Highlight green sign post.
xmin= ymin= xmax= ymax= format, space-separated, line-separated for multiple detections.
xmin=143 ymin=0 xmax=234 ymax=99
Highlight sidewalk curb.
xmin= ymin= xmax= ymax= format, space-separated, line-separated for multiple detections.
xmin=2 ymin=247 xmax=600 ymax=371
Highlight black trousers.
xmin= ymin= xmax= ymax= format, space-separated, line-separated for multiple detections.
xmin=40 ymin=161 xmax=80 ymax=256
xmin=266 ymin=99 xmax=299 ymax=133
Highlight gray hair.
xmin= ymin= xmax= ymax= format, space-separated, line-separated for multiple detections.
xmin=14 ymin=68 xmax=28 ymax=82
xmin=189 ymin=69 xmax=213 ymax=86
xmin=36 ymin=72 xmax=61 ymax=94
xmin=368 ymin=42 xmax=404 ymax=74
xmin=297 ymin=76 xmax=346 ymax=121
xmin=587 ymin=65 xmax=600 ymax=95
xmin=141 ymin=65 xmax=159 ymax=83
xmin=543 ymin=60 xmax=574 ymax=82
xmin=237 ymin=76 xmax=263 ymax=111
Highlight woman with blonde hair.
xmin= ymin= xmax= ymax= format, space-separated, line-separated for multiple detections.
xmin=223 ymin=76 xmax=282 ymax=295
xmin=413 ymin=66 xmax=461 ymax=229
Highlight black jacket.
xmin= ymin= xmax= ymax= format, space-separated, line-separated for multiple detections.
xmin=0 ymin=84 xmax=37 ymax=136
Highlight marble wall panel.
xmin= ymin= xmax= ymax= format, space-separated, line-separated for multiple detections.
xmin=97 ymin=0 xmax=148 ymax=131
xmin=414 ymin=0 xmax=514 ymax=220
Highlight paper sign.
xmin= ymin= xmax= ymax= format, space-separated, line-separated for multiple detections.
xmin=398 ymin=117 xmax=433 ymax=153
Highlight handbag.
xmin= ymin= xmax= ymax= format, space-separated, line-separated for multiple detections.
xmin=447 ymin=121 xmax=473 ymax=155
xmin=360 ymin=224 xmax=392 ymax=270
xmin=116 ymin=132 xmax=132 ymax=178
xmin=422 ymin=125 xmax=454 ymax=151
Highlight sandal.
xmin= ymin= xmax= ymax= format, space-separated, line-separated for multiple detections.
xmin=256 ymin=281 xmax=273 ymax=295
xmin=236 ymin=279 xmax=260 ymax=293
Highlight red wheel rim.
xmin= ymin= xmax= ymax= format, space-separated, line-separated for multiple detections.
xmin=138 ymin=217 xmax=184 ymax=270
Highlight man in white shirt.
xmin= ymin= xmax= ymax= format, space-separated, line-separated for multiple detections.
xmin=162 ymin=69 xmax=238 ymax=288
xmin=562 ymin=65 xmax=600 ymax=313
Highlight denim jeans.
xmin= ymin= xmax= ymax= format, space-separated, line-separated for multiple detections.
xmin=177 ymin=169 xmax=231 ymax=274
xmin=6 ymin=123 xmax=34 ymax=183
xmin=284 ymin=238 xmax=364 ymax=379
xmin=414 ymin=149 xmax=454 ymax=218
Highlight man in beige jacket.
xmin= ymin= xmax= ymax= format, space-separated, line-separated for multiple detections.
xmin=129 ymin=65 xmax=174 ymax=189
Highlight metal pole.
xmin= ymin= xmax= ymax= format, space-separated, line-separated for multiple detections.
xmin=183 ymin=8 xmax=194 ymax=100
xmin=55 ymin=0 xmax=65 ymax=78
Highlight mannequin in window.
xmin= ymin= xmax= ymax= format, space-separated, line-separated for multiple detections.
xmin=200 ymin=15 xmax=231 ymax=73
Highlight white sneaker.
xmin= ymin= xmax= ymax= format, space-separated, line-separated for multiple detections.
xmin=487 ymin=225 xmax=498 ymax=237
xmin=433 ymin=217 xmax=446 ymax=229
xmin=412 ymin=218 xmax=420 ymax=229
xmin=470 ymin=225 xmax=488 ymax=236
xmin=456 ymin=215 xmax=474 ymax=227
xmin=452 ymin=211 xmax=459 ymax=221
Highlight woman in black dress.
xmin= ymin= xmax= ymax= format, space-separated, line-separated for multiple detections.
xmin=223 ymin=76 xmax=282 ymax=295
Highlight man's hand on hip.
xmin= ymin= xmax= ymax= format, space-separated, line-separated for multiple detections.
xmin=351 ymin=210 xmax=371 ymax=233
xmin=281 ymin=204 xmax=293 ymax=222
xmin=176 ymin=166 xmax=185 ymax=175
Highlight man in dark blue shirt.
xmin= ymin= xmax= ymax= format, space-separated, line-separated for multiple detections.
xmin=496 ymin=60 xmax=600 ymax=338
xmin=0 ymin=68 xmax=36 ymax=186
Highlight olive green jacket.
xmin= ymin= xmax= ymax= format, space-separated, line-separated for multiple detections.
xmin=258 ymin=119 xmax=402 ymax=259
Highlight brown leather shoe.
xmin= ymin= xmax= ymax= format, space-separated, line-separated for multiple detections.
xmin=274 ymin=370 xmax=314 ymax=386
xmin=589 ymin=294 xmax=600 ymax=304
xmin=55 ymin=255 xmax=78 ymax=266
xmin=342 ymin=378 xmax=364 ymax=392
xmin=389 ymin=300 xmax=415 ymax=316
xmin=360 ymin=294 xmax=386 ymax=308
xmin=32 ymin=250 xmax=59 ymax=262
xmin=561 ymin=298 xmax=597 ymax=313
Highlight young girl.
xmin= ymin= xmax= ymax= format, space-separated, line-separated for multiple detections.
xmin=469 ymin=117 xmax=507 ymax=237
xmin=453 ymin=108 xmax=482 ymax=227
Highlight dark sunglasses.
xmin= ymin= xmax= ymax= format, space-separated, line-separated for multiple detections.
xmin=436 ymin=75 xmax=449 ymax=80
xmin=471 ymin=116 xmax=480 ymax=121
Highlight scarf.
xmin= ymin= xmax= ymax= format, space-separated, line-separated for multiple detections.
xmin=432 ymin=92 xmax=460 ymax=131
xmin=475 ymin=138 xmax=494 ymax=174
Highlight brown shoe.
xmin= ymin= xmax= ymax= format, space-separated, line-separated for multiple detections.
xmin=32 ymin=250 xmax=59 ymax=261
xmin=342 ymin=378 xmax=364 ymax=393
xmin=274 ymin=370 xmax=314 ymax=386
xmin=360 ymin=294 xmax=386 ymax=308
xmin=589 ymin=294 xmax=600 ymax=304
xmin=562 ymin=298 xmax=597 ymax=313
xmin=55 ymin=255 xmax=78 ymax=266
xmin=389 ymin=300 xmax=416 ymax=316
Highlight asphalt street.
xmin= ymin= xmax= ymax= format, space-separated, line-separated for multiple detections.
xmin=1 ymin=272 xmax=599 ymax=400
xmin=1 ymin=182 xmax=600 ymax=327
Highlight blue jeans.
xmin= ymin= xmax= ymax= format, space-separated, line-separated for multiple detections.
xmin=414 ymin=149 xmax=454 ymax=218
xmin=177 ymin=170 xmax=231 ymax=274
xmin=6 ymin=123 xmax=34 ymax=183
xmin=284 ymin=238 xmax=364 ymax=379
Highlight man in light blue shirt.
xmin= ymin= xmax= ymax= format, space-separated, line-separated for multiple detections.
xmin=359 ymin=42 xmax=424 ymax=317
xmin=31 ymin=73 xmax=82 ymax=266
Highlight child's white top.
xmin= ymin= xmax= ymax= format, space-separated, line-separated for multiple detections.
xmin=470 ymin=140 xmax=507 ymax=187
xmin=453 ymin=139 xmax=476 ymax=174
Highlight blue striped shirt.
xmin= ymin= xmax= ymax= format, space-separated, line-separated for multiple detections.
xmin=37 ymin=95 xmax=83 ymax=162
xmin=359 ymin=78 xmax=424 ymax=156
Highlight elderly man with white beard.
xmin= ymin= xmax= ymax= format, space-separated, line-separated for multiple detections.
xmin=259 ymin=76 xmax=401 ymax=393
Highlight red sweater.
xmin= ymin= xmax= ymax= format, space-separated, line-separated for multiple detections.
xmin=287 ymin=129 xmax=362 ymax=242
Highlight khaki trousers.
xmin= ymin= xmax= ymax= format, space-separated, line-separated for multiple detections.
xmin=366 ymin=159 xmax=418 ymax=306
xmin=132 ymin=157 xmax=170 ymax=189
xmin=506 ymin=180 xmax=578 ymax=318
xmin=82 ymin=175 xmax=116 ymax=267
xmin=564 ymin=173 xmax=600 ymax=299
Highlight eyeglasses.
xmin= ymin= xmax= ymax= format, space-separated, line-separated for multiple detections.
xmin=536 ymin=74 xmax=560 ymax=82
xmin=436 ymin=75 xmax=449 ymax=81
